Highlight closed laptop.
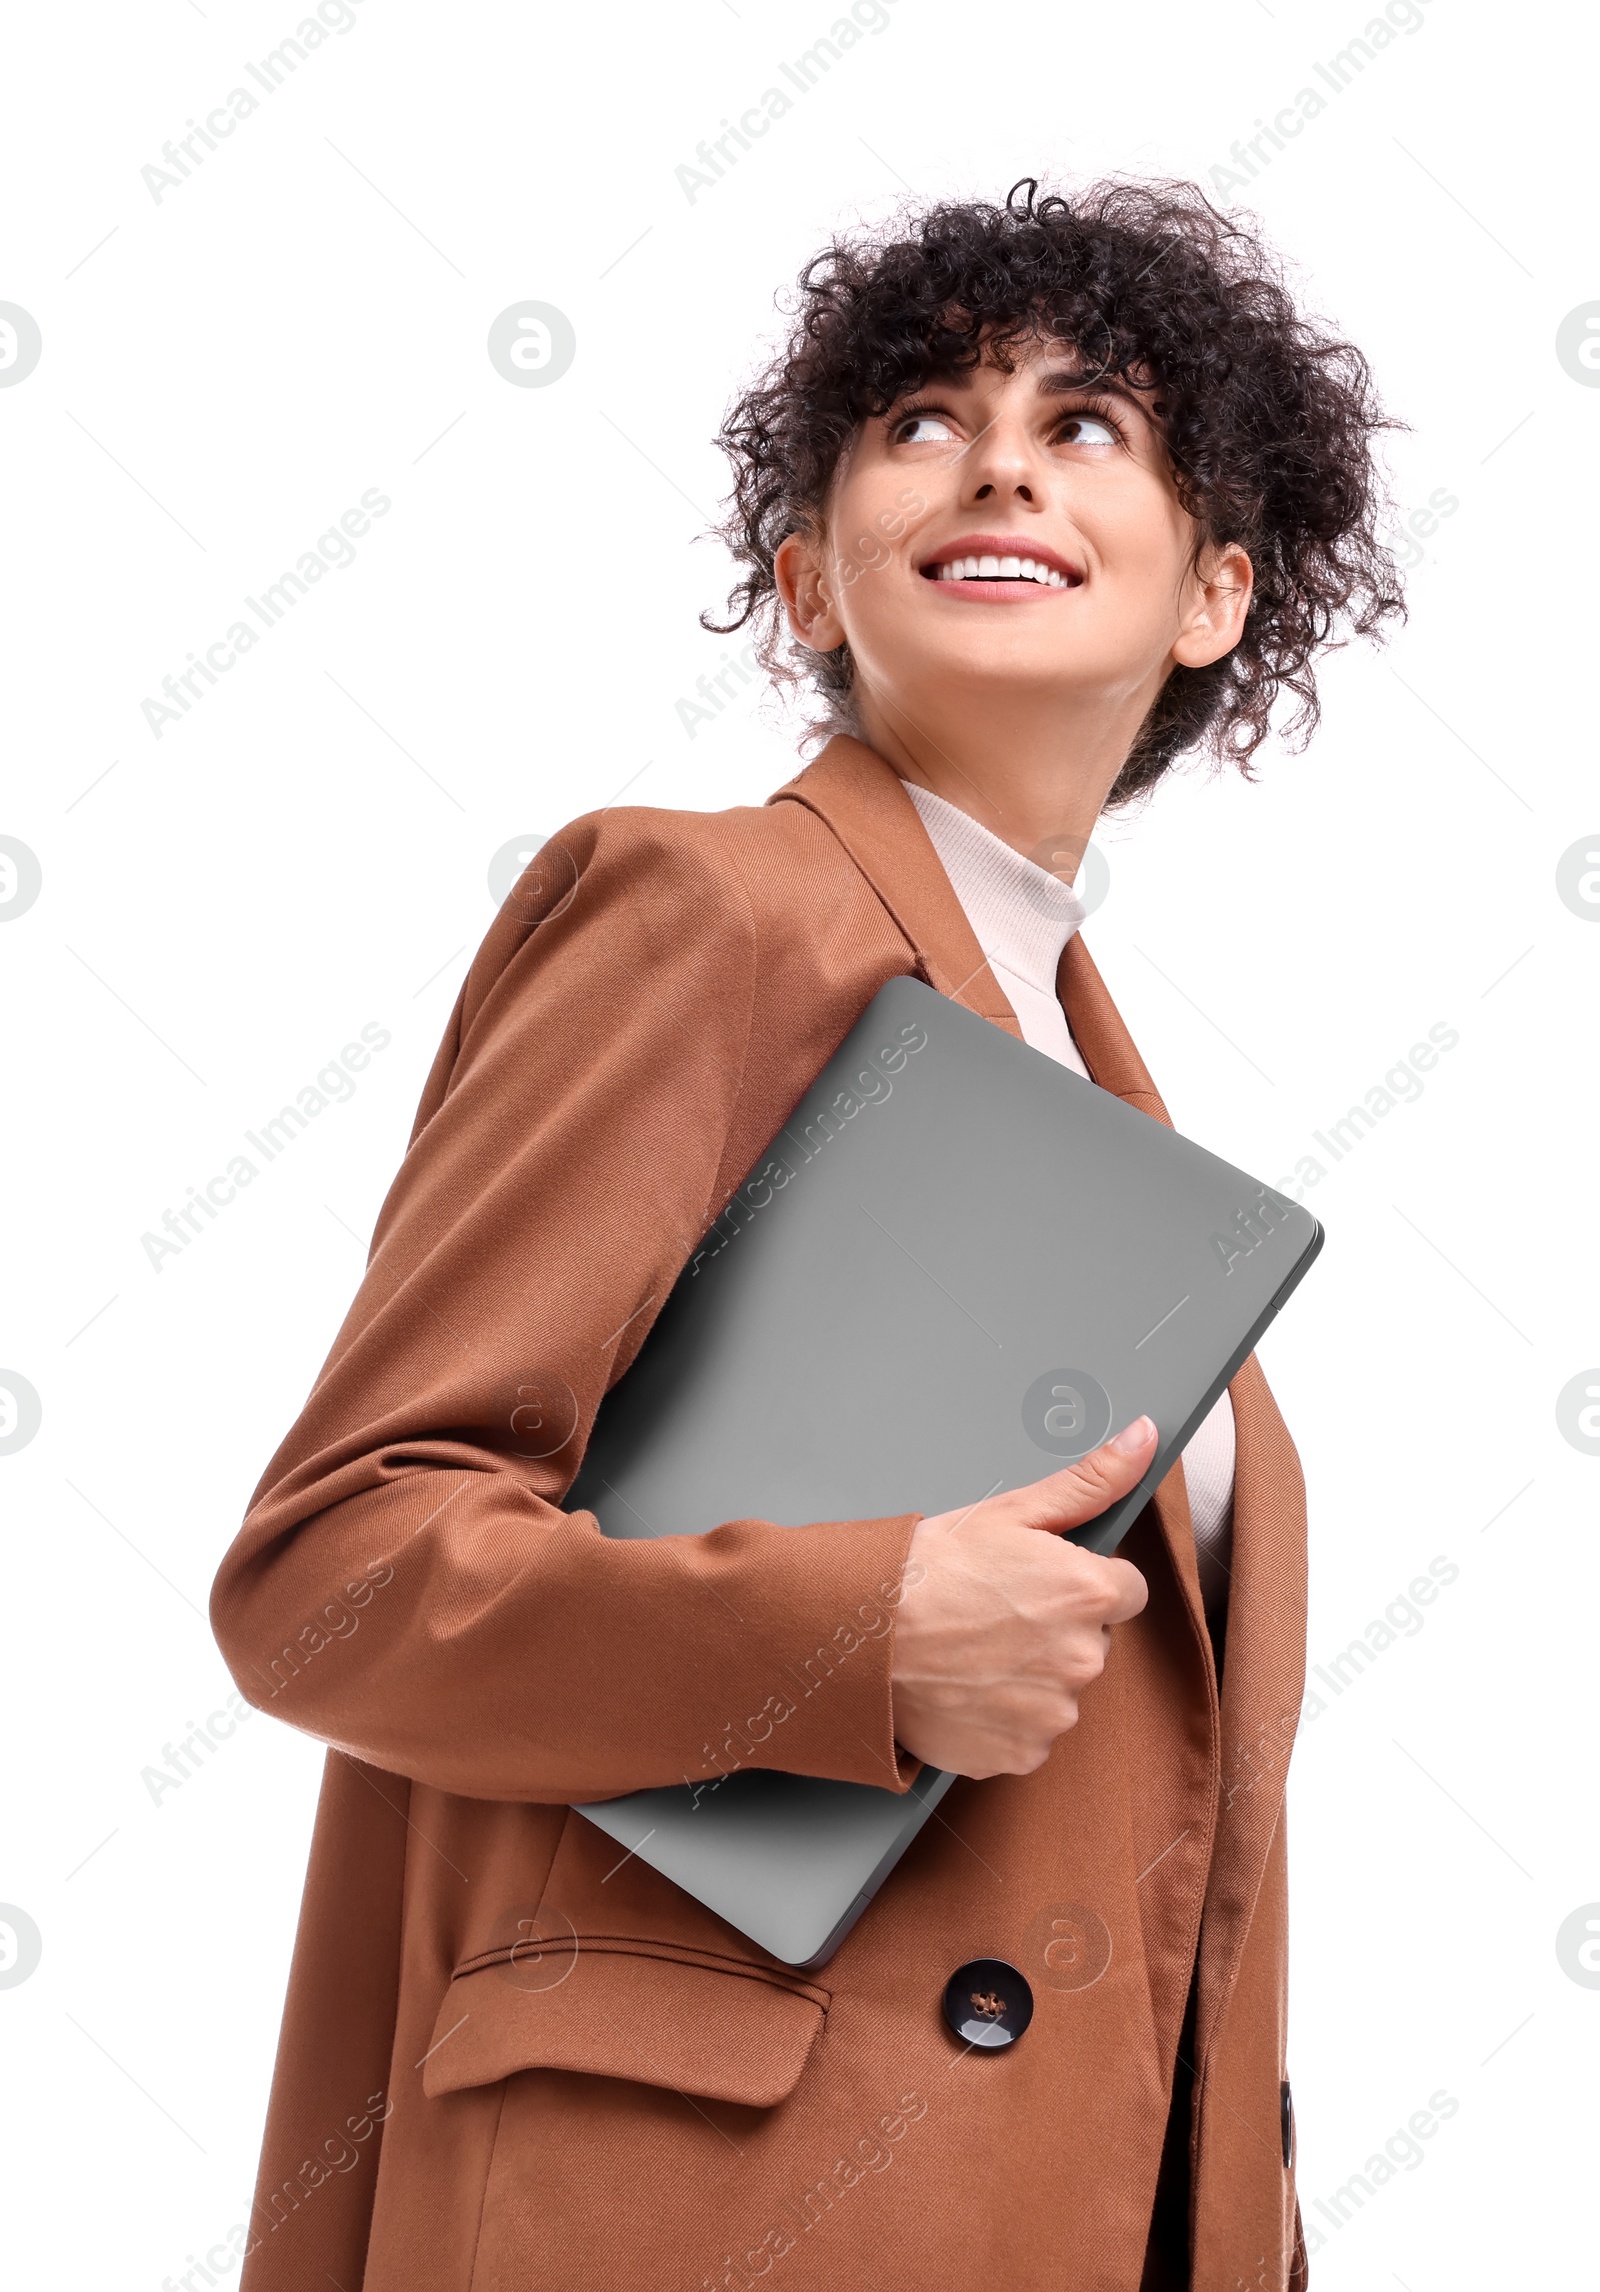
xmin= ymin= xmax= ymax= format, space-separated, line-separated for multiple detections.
xmin=568 ymin=976 xmax=1323 ymax=1967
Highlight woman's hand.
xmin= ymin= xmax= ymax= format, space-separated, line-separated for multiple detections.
xmin=888 ymin=1417 xmax=1156 ymax=1779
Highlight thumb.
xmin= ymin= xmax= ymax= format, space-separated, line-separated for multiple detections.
xmin=1007 ymin=1416 xmax=1158 ymax=1532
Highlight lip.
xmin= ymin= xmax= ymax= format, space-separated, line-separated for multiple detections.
xmin=917 ymin=533 xmax=1084 ymax=595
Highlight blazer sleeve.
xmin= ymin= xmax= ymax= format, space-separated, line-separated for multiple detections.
xmin=208 ymin=808 xmax=921 ymax=1804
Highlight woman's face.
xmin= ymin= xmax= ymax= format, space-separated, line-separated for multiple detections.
xmin=775 ymin=336 xmax=1252 ymax=754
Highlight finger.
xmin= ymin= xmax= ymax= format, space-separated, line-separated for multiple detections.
xmin=1004 ymin=1417 xmax=1157 ymax=1531
xmin=1093 ymin=1554 xmax=1150 ymax=1624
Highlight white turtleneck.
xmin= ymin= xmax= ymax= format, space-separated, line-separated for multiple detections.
xmin=901 ymin=778 xmax=1235 ymax=1633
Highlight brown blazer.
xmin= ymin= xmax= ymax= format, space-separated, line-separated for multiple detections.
xmin=211 ymin=736 xmax=1312 ymax=2292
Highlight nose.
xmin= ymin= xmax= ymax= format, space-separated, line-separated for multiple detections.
xmin=959 ymin=410 xmax=1039 ymax=508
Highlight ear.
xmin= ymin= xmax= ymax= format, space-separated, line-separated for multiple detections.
xmin=1171 ymin=540 xmax=1253 ymax=670
xmin=774 ymin=528 xmax=847 ymax=654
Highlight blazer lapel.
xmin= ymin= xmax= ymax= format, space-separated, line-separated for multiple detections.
xmin=768 ymin=736 xmax=1024 ymax=1037
xmin=1056 ymin=931 xmax=1215 ymax=1650
xmin=1189 ymin=1347 xmax=1308 ymax=2084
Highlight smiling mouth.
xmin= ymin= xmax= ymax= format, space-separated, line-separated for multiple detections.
xmin=920 ymin=551 xmax=1081 ymax=589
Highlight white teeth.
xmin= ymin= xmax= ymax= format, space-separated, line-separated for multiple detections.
xmin=932 ymin=555 xmax=1070 ymax=586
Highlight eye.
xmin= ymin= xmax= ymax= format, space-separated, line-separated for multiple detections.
xmin=892 ymin=409 xmax=960 ymax=445
xmin=1056 ymin=411 xmax=1119 ymax=447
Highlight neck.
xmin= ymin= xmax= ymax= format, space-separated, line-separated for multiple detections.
xmin=850 ymin=675 xmax=1146 ymax=877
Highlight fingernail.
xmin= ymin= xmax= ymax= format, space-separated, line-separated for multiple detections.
xmin=1110 ymin=1415 xmax=1155 ymax=1454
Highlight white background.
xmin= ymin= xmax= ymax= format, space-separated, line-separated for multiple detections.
xmin=2 ymin=0 xmax=1595 ymax=2282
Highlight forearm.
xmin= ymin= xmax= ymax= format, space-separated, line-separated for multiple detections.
xmin=212 ymin=1468 xmax=922 ymax=1799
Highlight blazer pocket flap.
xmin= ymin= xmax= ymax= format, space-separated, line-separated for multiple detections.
xmin=422 ymin=1939 xmax=828 ymax=2110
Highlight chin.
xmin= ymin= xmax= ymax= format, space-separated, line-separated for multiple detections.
xmin=903 ymin=641 xmax=1083 ymax=703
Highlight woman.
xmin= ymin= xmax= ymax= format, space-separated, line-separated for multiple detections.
xmin=211 ymin=179 xmax=1402 ymax=2290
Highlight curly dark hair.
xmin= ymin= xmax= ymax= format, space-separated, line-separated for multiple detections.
xmin=703 ymin=176 xmax=1406 ymax=807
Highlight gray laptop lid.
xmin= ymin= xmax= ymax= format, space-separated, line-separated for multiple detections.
xmin=568 ymin=976 xmax=1323 ymax=1968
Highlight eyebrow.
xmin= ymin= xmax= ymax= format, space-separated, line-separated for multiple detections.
xmin=890 ymin=361 xmax=1149 ymax=411
xmin=1033 ymin=365 xmax=1147 ymax=406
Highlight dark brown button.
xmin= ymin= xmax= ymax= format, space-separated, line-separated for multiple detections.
xmin=942 ymin=1958 xmax=1034 ymax=2049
